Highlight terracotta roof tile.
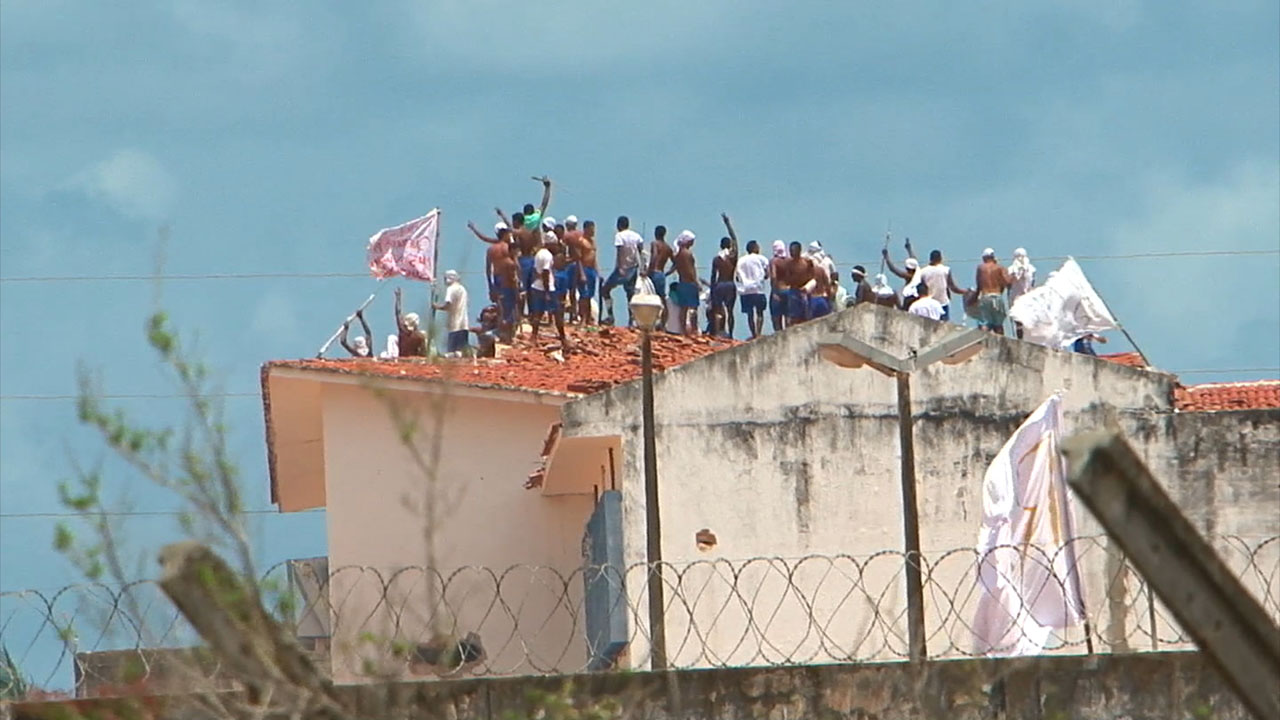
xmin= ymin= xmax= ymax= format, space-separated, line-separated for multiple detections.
xmin=1174 ymin=381 xmax=1280 ymax=412
xmin=1099 ymin=352 xmax=1147 ymax=369
xmin=266 ymin=326 xmax=739 ymax=397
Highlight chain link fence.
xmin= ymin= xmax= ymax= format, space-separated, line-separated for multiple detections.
xmin=2 ymin=534 xmax=1275 ymax=697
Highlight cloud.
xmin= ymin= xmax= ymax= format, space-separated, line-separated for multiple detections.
xmin=69 ymin=149 xmax=177 ymax=222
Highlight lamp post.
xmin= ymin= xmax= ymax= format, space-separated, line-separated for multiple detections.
xmin=817 ymin=327 xmax=985 ymax=663
xmin=629 ymin=292 xmax=667 ymax=669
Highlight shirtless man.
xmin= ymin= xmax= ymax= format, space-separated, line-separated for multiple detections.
xmin=339 ymin=309 xmax=374 ymax=358
xmin=467 ymin=221 xmax=515 ymax=301
xmin=546 ymin=222 xmax=574 ymax=320
xmin=394 ymin=287 xmax=428 ymax=357
xmin=710 ymin=236 xmax=737 ymax=337
xmin=560 ymin=216 xmax=583 ymax=322
xmin=768 ymin=240 xmax=789 ymax=332
xmin=470 ymin=304 xmax=501 ymax=358
xmin=807 ymin=261 xmax=834 ymax=320
xmin=782 ymin=241 xmax=815 ymax=325
xmin=646 ymin=225 xmax=674 ymax=300
xmin=565 ymin=219 xmax=600 ymax=324
xmin=850 ymin=265 xmax=876 ymax=306
xmin=671 ymin=230 xmax=700 ymax=336
xmin=973 ymin=248 xmax=1012 ymax=334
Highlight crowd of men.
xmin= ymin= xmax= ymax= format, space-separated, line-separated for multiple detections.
xmin=339 ymin=178 xmax=1056 ymax=359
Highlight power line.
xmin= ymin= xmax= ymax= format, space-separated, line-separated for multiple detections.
xmin=0 ymin=248 xmax=1275 ymax=284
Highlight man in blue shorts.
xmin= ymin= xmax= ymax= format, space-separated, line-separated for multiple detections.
xmin=782 ymin=241 xmax=815 ymax=324
xmin=671 ymin=230 xmax=701 ymax=335
xmin=529 ymin=242 xmax=570 ymax=351
xmin=768 ymin=240 xmax=788 ymax=332
xmin=734 ymin=240 xmax=770 ymax=338
xmin=601 ymin=216 xmax=644 ymax=325
xmin=710 ymin=236 xmax=737 ymax=338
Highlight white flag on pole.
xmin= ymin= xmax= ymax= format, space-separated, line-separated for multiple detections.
xmin=366 ymin=209 xmax=439 ymax=282
xmin=1008 ymin=258 xmax=1117 ymax=349
xmin=971 ymin=393 xmax=1086 ymax=656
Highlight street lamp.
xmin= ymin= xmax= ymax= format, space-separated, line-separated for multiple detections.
xmin=629 ymin=291 xmax=667 ymax=669
xmin=817 ymin=327 xmax=986 ymax=663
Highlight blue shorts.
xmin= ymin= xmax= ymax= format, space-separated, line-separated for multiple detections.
xmin=672 ymin=281 xmax=700 ymax=309
xmin=446 ymin=329 xmax=469 ymax=353
xmin=785 ymin=289 xmax=807 ymax=320
xmin=711 ymin=281 xmax=736 ymax=310
xmin=577 ymin=266 xmax=599 ymax=299
xmin=740 ymin=293 xmax=766 ymax=314
xmin=497 ymin=286 xmax=519 ymax=324
xmin=809 ymin=296 xmax=832 ymax=319
xmin=530 ymin=289 xmax=556 ymax=315
xmin=940 ymin=304 xmax=950 ymax=322
xmin=770 ymin=291 xmax=785 ymax=318
xmin=649 ymin=271 xmax=667 ymax=298
xmin=518 ymin=256 xmax=536 ymax=291
xmin=553 ymin=269 xmax=572 ymax=299
xmin=602 ymin=266 xmax=638 ymax=298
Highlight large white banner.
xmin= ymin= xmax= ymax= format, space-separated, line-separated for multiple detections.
xmin=971 ymin=393 xmax=1086 ymax=656
xmin=366 ymin=209 xmax=439 ymax=282
xmin=1009 ymin=258 xmax=1117 ymax=348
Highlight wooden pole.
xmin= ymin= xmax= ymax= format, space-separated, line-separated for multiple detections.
xmin=895 ymin=371 xmax=927 ymax=663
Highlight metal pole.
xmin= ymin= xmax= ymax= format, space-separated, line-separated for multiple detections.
xmin=895 ymin=372 xmax=927 ymax=663
xmin=641 ymin=329 xmax=667 ymax=669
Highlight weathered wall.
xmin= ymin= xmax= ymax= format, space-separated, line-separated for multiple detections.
xmin=320 ymin=380 xmax=595 ymax=682
xmin=560 ymin=304 xmax=1280 ymax=666
xmin=336 ymin=651 xmax=1252 ymax=720
xmin=13 ymin=651 xmax=1250 ymax=720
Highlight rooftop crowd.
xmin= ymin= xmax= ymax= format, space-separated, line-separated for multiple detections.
xmin=341 ymin=177 xmax=1072 ymax=360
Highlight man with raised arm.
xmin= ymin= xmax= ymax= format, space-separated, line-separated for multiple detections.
xmin=467 ymin=220 xmax=514 ymax=302
xmin=339 ymin=309 xmax=374 ymax=358
xmin=394 ymin=287 xmax=428 ymax=357
xmin=883 ymin=237 xmax=921 ymax=309
xmin=600 ymin=215 xmax=644 ymax=326
xmin=710 ymin=236 xmax=737 ymax=338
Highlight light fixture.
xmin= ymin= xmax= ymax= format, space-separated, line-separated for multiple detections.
xmin=629 ymin=292 xmax=664 ymax=332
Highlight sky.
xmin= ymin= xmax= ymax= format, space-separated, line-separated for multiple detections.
xmin=0 ymin=0 xmax=1277 ymax=685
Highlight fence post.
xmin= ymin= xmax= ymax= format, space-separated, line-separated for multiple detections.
xmin=1062 ymin=430 xmax=1280 ymax=720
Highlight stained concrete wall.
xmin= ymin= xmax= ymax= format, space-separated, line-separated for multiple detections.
xmin=559 ymin=304 xmax=1280 ymax=666
xmin=333 ymin=651 xmax=1254 ymax=720
xmin=317 ymin=377 xmax=596 ymax=683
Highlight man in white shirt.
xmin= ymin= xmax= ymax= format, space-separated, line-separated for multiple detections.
xmin=530 ymin=237 xmax=571 ymax=350
xmin=601 ymin=215 xmax=645 ymax=326
xmin=908 ymin=281 xmax=945 ymax=321
xmin=917 ymin=249 xmax=968 ymax=321
xmin=432 ymin=269 xmax=470 ymax=357
xmin=734 ymin=240 xmax=771 ymax=338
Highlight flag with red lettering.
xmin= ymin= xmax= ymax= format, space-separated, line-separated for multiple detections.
xmin=366 ymin=209 xmax=439 ymax=281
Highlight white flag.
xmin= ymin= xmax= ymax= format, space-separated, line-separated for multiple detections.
xmin=1008 ymin=258 xmax=1117 ymax=349
xmin=971 ymin=393 xmax=1086 ymax=656
xmin=366 ymin=209 xmax=439 ymax=282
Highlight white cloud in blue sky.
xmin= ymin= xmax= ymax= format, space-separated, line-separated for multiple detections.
xmin=1 ymin=2 xmax=1276 ymax=611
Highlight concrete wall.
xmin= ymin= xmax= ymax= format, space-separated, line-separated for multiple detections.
xmin=318 ymin=378 xmax=596 ymax=682
xmin=560 ymin=305 xmax=1280 ymax=667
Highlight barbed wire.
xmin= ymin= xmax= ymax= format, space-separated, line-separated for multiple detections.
xmin=0 ymin=248 xmax=1275 ymax=285
xmin=1 ymin=534 xmax=1275 ymax=697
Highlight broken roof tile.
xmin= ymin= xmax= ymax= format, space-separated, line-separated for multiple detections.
xmin=266 ymin=326 xmax=739 ymax=397
xmin=1173 ymin=381 xmax=1280 ymax=412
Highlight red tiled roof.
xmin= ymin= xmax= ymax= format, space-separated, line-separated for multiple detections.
xmin=1173 ymin=381 xmax=1280 ymax=412
xmin=1099 ymin=352 xmax=1147 ymax=369
xmin=266 ymin=326 xmax=739 ymax=396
